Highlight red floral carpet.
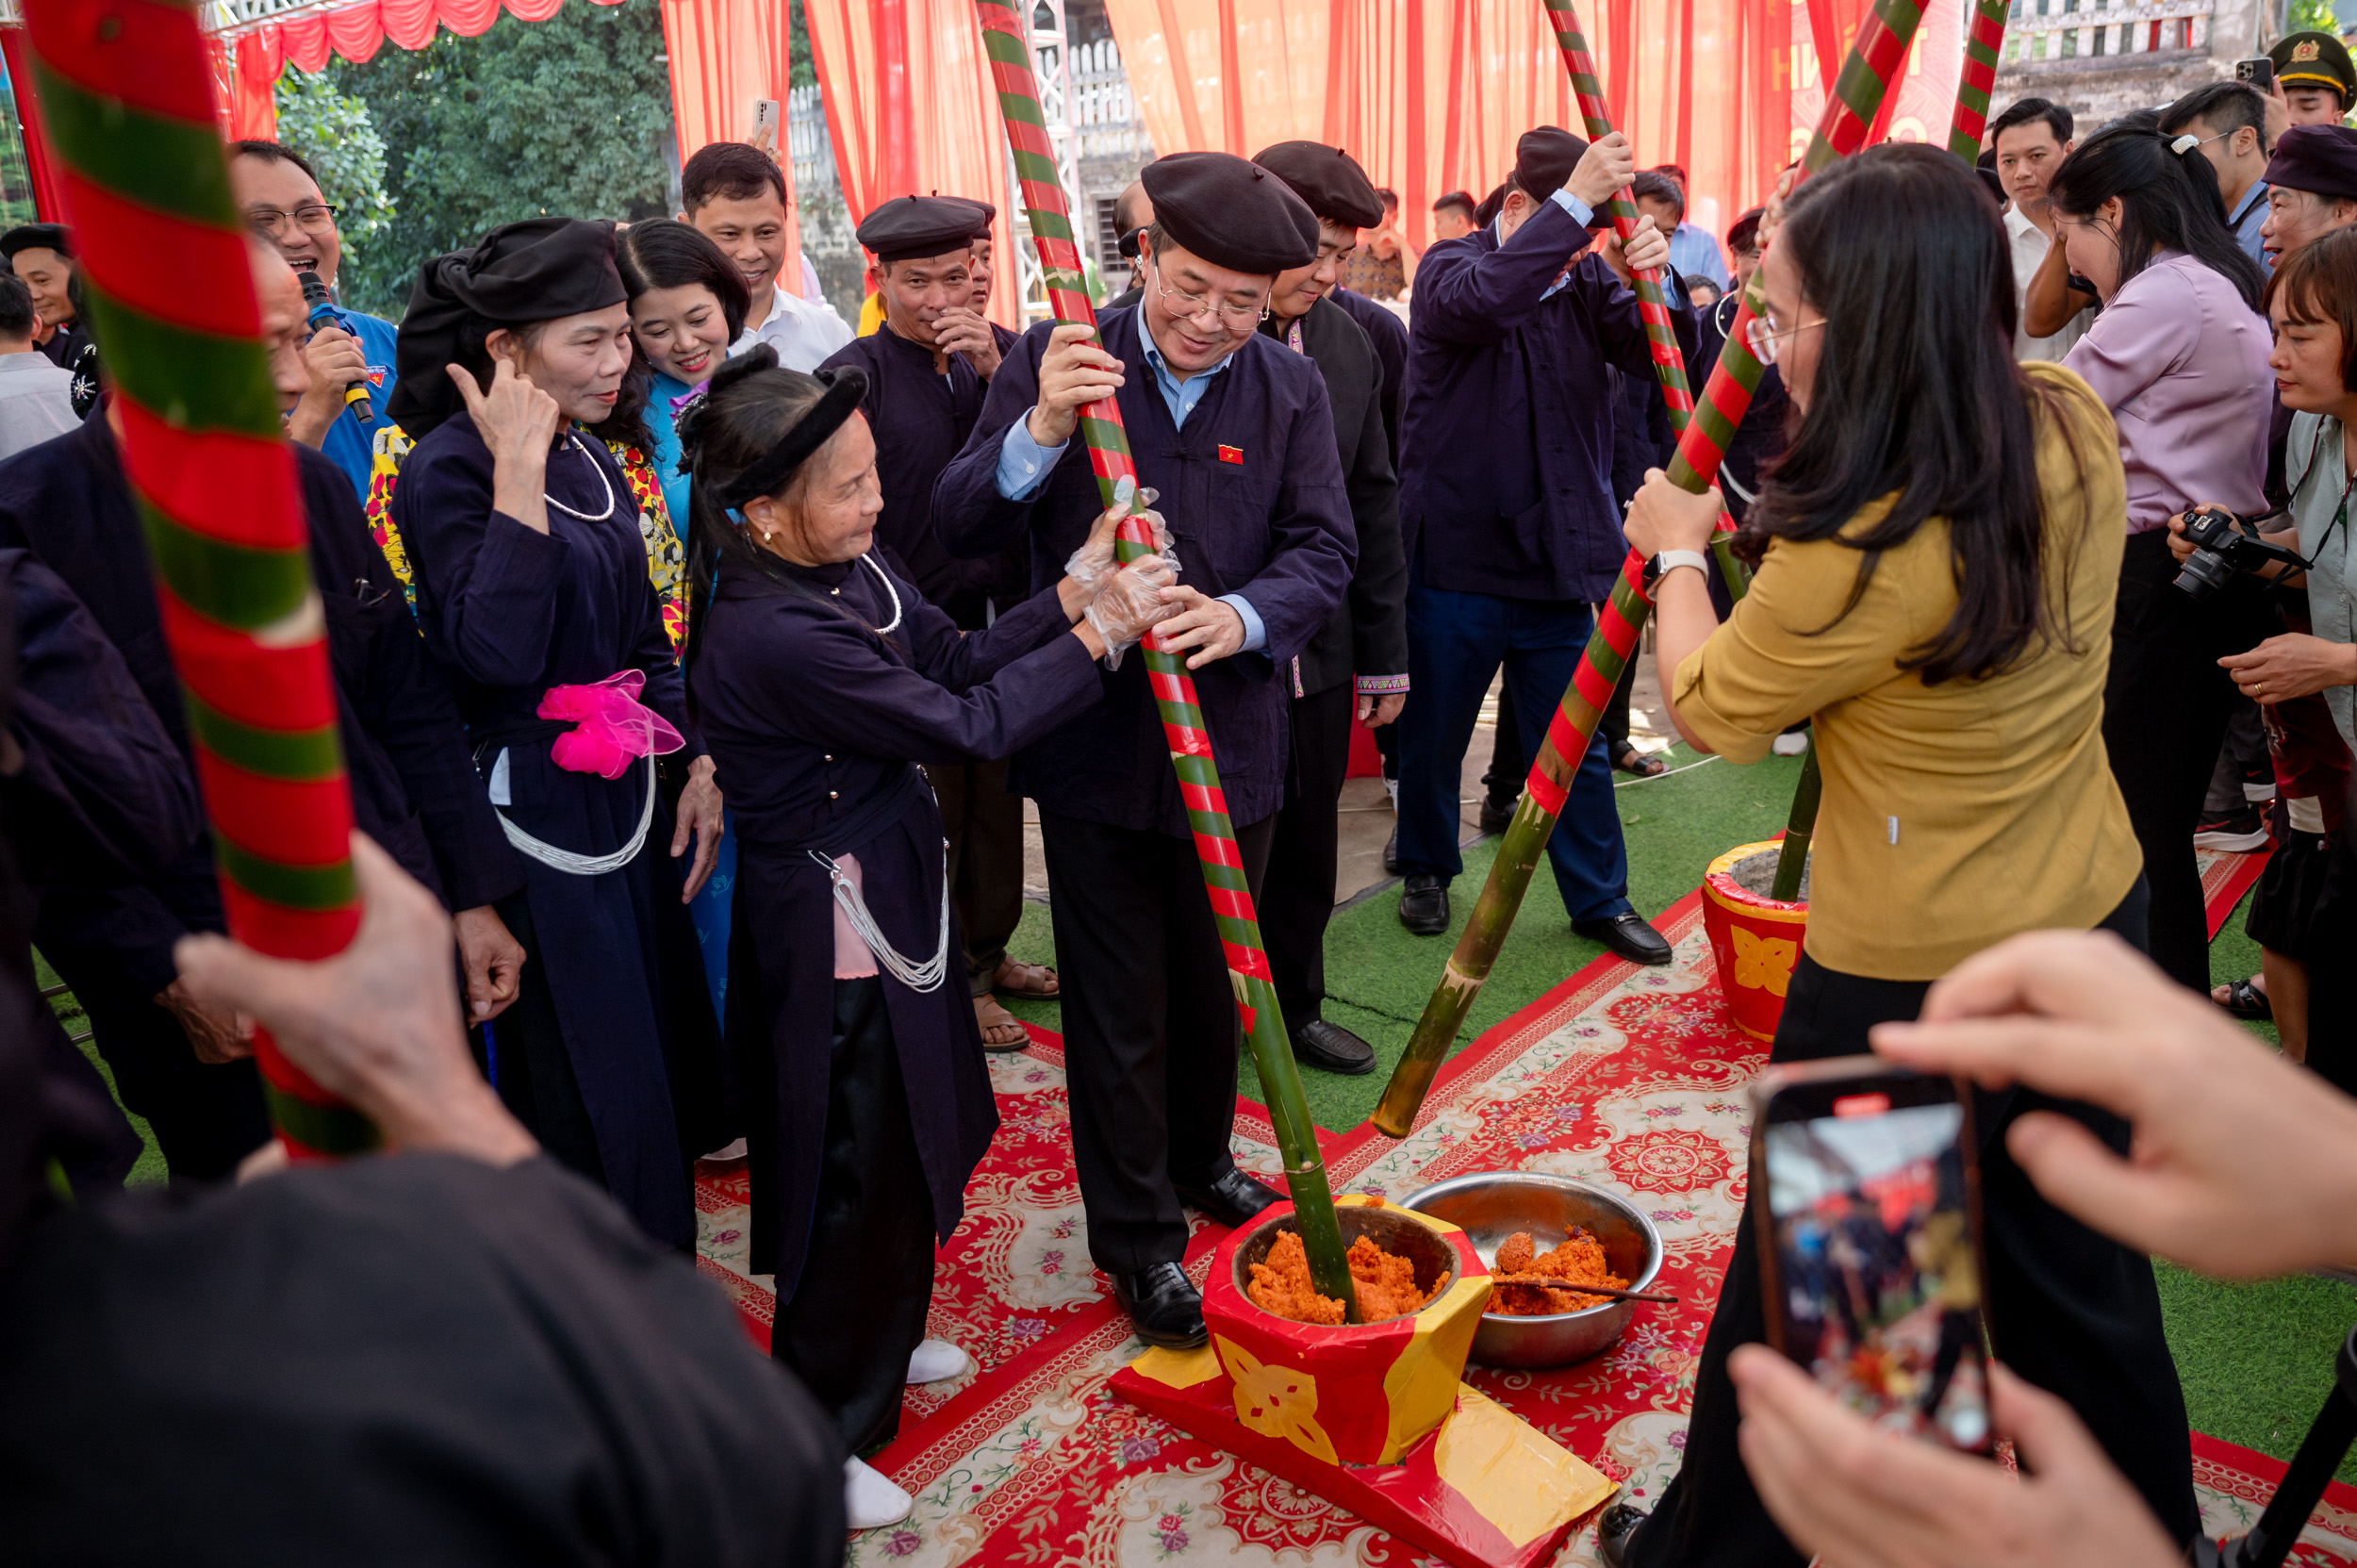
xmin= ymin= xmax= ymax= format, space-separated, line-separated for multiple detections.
xmin=692 ymin=852 xmax=2345 ymax=1566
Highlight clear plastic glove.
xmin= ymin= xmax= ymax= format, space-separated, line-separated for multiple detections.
xmin=1064 ymin=485 xmax=1173 ymax=593
xmin=1083 ymin=554 xmax=1178 ymax=668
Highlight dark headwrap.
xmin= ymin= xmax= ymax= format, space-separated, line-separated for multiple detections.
xmin=387 ymin=217 xmax=628 ymax=437
xmin=703 ymin=365 xmax=870 ymax=507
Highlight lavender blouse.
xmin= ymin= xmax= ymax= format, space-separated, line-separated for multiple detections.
xmin=2061 ymin=251 xmax=2272 ymax=534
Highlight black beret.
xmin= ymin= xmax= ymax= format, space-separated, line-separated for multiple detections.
xmin=2272 ymin=30 xmax=2357 ymax=102
xmin=0 ymin=223 xmax=70 ymax=262
xmin=2264 ymin=124 xmax=2357 ymax=204
xmin=858 ymin=195 xmax=995 ymax=264
xmin=1473 ymin=182 xmax=1508 ymax=227
xmin=1249 ymin=140 xmax=1384 ymax=229
xmin=1140 ymin=152 xmax=1319 ymax=274
xmin=1512 ymin=126 xmax=1591 ymax=204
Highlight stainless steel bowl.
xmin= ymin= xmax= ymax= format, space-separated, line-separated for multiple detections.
xmin=1401 ymin=1172 xmax=1665 ymax=1369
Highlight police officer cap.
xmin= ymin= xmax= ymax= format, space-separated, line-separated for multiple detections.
xmin=2264 ymin=124 xmax=2357 ymax=204
xmin=2272 ymin=30 xmax=2357 ymax=107
xmin=0 ymin=223 xmax=70 ymax=262
xmin=1140 ymin=152 xmax=1320 ymax=274
xmin=857 ymin=195 xmax=995 ymax=265
xmin=1512 ymin=126 xmax=1591 ymax=204
xmin=1249 ymin=140 xmax=1384 ymax=230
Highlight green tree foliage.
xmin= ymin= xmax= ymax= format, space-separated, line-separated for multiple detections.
xmin=2288 ymin=0 xmax=2341 ymax=40
xmin=271 ymin=71 xmax=397 ymax=260
xmin=320 ymin=0 xmax=675 ymax=317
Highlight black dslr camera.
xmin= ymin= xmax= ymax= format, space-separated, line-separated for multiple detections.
xmin=2174 ymin=506 xmax=2306 ymax=601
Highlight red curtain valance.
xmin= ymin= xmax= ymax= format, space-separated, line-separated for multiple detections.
xmin=226 ymin=0 xmax=626 ymax=138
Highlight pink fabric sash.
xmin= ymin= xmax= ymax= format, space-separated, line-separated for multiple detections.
xmin=536 ymin=670 xmax=684 ymax=779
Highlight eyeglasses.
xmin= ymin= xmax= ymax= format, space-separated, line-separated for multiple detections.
xmin=1149 ymin=259 xmax=1267 ymax=328
xmin=1744 ymin=306 xmax=1826 ymax=365
xmin=245 ymin=203 xmax=341 ymax=239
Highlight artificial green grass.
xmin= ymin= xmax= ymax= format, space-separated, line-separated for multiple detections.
xmin=35 ymin=951 xmax=167 ymax=1187
xmin=2157 ymin=1262 xmax=2357 ymax=1484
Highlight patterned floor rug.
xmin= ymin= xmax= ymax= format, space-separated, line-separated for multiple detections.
xmin=693 ymin=850 xmax=2339 ymax=1566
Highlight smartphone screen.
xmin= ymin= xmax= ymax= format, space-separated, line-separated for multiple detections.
xmin=1753 ymin=1064 xmax=1993 ymax=1454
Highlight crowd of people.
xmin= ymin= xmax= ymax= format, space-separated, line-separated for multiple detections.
xmin=4 ymin=30 xmax=2357 ymax=1560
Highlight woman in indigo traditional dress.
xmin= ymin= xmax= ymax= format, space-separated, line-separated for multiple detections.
xmin=386 ymin=218 xmax=729 ymax=1249
xmin=679 ymin=346 xmax=1172 ymax=1529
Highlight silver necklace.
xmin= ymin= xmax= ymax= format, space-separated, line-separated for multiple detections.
xmin=545 ymin=433 xmax=617 ymax=522
xmin=858 ymin=552 xmax=903 ymax=634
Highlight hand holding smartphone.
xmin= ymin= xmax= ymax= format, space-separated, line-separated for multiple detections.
xmin=1750 ymin=1059 xmax=1994 ymax=1455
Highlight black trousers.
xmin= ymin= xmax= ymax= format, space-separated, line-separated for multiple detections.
xmin=2102 ymin=531 xmax=2277 ymax=991
xmin=39 ymin=952 xmax=270 ymax=1183
xmin=1630 ymin=880 xmax=2200 ymax=1568
xmin=928 ymin=757 xmax=1027 ymax=998
xmin=2303 ymin=771 xmax=2357 ymax=1097
xmin=1038 ymin=809 xmax=1276 ymax=1274
xmin=770 ymin=976 xmax=935 ymax=1456
xmin=1265 ymin=683 xmax=1355 ymax=1034
xmin=477 ymin=890 xmax=607 ymax=1193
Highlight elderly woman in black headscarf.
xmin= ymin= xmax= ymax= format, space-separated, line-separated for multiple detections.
xmin=681 ymin=346 xmax=1174 ymax=1528
xmin=387 ymin=218 xmax=727 ymax=1250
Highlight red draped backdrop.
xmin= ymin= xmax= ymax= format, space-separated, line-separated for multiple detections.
xmin=801 ymin=0 xmax=1019 ymax=328
xmin=1096 ymin=0 xmax=1960 ymax=257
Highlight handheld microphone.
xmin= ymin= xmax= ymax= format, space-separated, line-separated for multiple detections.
xmin=297 ymin=270 xmax=372 ymax=424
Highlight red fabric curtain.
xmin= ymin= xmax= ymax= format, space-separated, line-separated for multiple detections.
xmin=211 ymin=0 xmax=633 ymax=149
xmin=658 ymin=0 xmax=809 ymax=295
xmin=802 ymin=0 xmax=1018 ymax=328
xmin=1094 ymin=0 xmax=1966 ymax=260
xmin=1 ymin=28 xmax=70 ymax=221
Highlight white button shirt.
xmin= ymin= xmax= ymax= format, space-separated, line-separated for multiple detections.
xmin=2006 ymin=204 xmax=2093 ymax=363
xmin=731 ymin=277 xmax=853 ymax=371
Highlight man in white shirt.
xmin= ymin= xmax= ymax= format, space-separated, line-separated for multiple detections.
xmin=1991 ymin=96 xmax=2093 ymax=362
xmin=678 ymin=142 xmax=852 ymax=371
xmin=0 ymin=273 xmax=78 ymax=460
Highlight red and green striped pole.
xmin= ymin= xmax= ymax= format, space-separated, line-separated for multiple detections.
xmin=24 ymin=0 xmax=374 ymax=1160
xmin=1539 ymin=0 xmax=1694 ymax=435
xmin=1948 ymin=0 xmax=2011 ymax=160
xmin=1372 ymin=0 xmax=1926 ymax=1139
xmin=976 ymin=0 xmax=1359 ymax=1319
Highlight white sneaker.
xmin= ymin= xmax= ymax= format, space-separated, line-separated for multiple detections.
xmin=700 ymin=1137 xmax=747 ymax=1162
xmin=845 ymin=1456 xmax=914 ymax=1530
xmin=906 ymin=1338 xmax=968 ymax=1384
xmin=1771 ymin=731 xmax=1809 ymax=757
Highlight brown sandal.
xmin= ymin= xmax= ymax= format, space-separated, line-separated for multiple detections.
xmin=974 ymin=994 xmax=1030 ymax=1051
xmin=992 ymin=956 xmax=1060 ymax=999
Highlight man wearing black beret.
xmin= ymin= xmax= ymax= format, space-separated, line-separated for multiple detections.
xmin=821 ymin=195 xmax=1045 ymax=1052
xmin=1393 ymin=124 xmax=1697 ymax=965
xmin=933 ymin=150 xmax=1355 ymax=1349
xmin=1244 ymin=140 xmax=1409 ymax=1079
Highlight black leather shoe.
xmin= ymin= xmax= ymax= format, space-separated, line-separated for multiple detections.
xmin=1383 ymin=822 xmax=1400 ymax=875
xmin=1478 ymin=794 xmax=1518 ymax=834
xmin=1574 ymin=911 xmax=1673 ymax=966
xmin=1111 ymin=1263 xmax=1209 ymax=1349
xmin=1294 ymin=1018 xmax=1376 ymax=1075
xmin=1399 ymin=874 xmax=1450 ymax=934
xmin=1176 ymin=1168 xmax=1281 ymax=1228
xmin=1595 ymin=1500 xmax=1647 ymax=1568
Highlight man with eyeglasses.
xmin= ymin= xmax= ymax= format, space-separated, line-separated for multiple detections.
xmin=1391 ymin=125 xmax=1694 ymax=967
xmin=1244 ymin=140 xmax=1409 ymax=1080
xmin=933 ymin=151 xmax=1354 ymax=1353
xmin=229 ymin=140 xmax=397 ymax=502
xmin=2159 ymin=81 xmax=2273 ymax=266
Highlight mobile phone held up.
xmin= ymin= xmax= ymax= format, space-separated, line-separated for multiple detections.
xmin=2237 ymin=55 xmax=2276 ymax=92
xmin=1749 ymin=1059 xmax=1995 ymax=1455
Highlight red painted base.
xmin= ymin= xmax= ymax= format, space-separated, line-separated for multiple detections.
xmin=1111 ymin=1357 xmax=1613 ymax=1568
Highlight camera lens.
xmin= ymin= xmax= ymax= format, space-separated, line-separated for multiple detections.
xmin=2173 ymin=551 xmax=2233 ymax=601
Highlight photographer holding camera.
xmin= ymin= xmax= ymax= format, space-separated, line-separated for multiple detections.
xmin=2169 ymin=223 xmax=2357 ymax=1096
